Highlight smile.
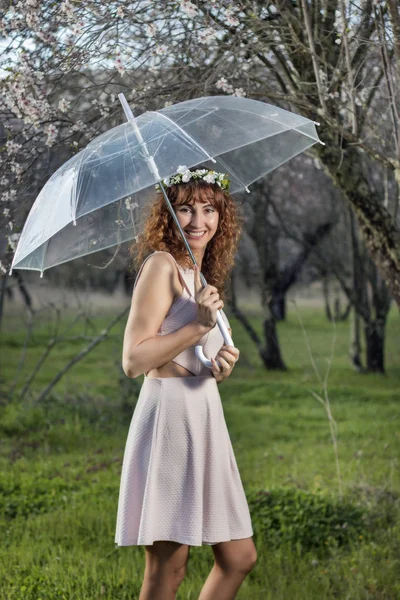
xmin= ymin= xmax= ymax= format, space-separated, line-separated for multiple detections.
xmin=185 ymin=231 xmax=206 ymax=239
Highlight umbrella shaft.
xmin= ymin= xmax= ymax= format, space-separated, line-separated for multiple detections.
xmin=118 ymin=93 xmax=205 ymax=284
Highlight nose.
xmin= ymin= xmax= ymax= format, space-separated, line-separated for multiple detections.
xmin=190 ymin=211 xmax=206 ymax=228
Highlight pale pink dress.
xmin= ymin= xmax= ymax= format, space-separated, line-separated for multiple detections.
xmin=114 ymin=251 xmax=254 ymax=546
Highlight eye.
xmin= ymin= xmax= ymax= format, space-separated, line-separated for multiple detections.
xmin=177 ymin=206 xmax=215 ymax=213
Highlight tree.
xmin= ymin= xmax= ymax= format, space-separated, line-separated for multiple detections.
xmin=1 ymin=1 xmax=398 ymax=307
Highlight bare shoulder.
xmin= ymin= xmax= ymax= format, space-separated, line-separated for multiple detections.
xmin=135 ymin=251 xmax=180 ymax=298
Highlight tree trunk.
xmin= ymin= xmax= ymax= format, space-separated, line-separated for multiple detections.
xmin=323 ymin=275 xmax=333 ymax=321
xmin=262 ymin=304 xmax=287 ymax=370
xmin=349 ymin=308 xmax=364 ymax=372
xmin=319 ymin=140 xmax=400 ymax=308
xmin=364 ymin=321 xmax=385 ymax=373
xmin=270 ymin=293 xmax=286 ymax=321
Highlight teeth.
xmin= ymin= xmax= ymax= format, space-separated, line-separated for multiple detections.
xmin=186 ymin=231 xmax=205 ymax=237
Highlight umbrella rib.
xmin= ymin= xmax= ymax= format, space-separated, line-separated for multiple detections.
xmin=213 ymin=155 xmax=251 ymax=194
xmin=162 ymin=97 xmax=210 ymax=126
xmin=150 ymin=111 xmax=216 ymax=165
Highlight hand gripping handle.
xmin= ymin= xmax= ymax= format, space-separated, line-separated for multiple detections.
xmin=195 ymin=310 xmax=234 ymax=369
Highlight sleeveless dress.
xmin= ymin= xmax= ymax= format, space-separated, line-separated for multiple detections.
xmin=114 ymin=251 xmax=254 ymax=547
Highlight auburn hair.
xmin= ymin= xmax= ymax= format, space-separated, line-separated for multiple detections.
xmin=129 ymin=175 xmax=244 ymax=302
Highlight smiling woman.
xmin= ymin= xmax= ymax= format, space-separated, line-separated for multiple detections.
xmin=115 ymin=166 xmax=256 ymax=600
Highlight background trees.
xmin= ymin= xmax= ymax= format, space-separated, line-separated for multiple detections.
xmin=1 ymin=0 xmax=399 ymax=373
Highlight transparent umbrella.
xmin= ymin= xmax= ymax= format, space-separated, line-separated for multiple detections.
xmin=9 ymin=94 xmax=323 ymax=368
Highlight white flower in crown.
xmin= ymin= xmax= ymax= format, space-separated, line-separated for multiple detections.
xmin=176 ymin=165 xmax=188 ymax=174
xmin=182 ymin=170 xmax=192 ymax=182
xmin=203 ymin=172 xmax=216 ymax=184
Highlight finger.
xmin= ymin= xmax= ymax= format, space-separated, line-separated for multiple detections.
xmin=216 ymin=356 xmax=232 ymax=370
xmin=201 ymin=285 xmax=219 ymax=300
xmin=201 ymin=294 xmax=222 ymax=308
xmin=211 ymin=357 xmax=221 ymax=372
xmin=221 ymin=346 xmax=239 ymax=358
xmin=194 ymin=264 xmax=203 ymax=294
xmin=218 ymin=352 xmax=237 ymax=366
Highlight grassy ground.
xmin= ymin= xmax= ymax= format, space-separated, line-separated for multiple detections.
xmin=0 ymin=298 xmax=399 ymax=599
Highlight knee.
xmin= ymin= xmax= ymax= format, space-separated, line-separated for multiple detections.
xmin=218 ymin=549 xmax=257 ymax=575
xmin=242 ymin=549 xmax=258 ymax=573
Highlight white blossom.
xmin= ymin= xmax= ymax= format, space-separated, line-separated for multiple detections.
xmin=5 ymin=141 xmax=22 ymax=155
xmin=60 ymin=0 xmax=75 ymax=19
xmin=233 ymin=87 xmax=246 ymax=97
xmin=146 ymin=23 xmax=157 ymax=37
xmin=215 ymin=77 xmax=234 ymax=94
xmin=115 ymin=50 xmax=125 ymax=75
xmin=7 ymin=233 xmax=20 ymax=251
xmin=26 ymin=12 xmax=40 ymax=29
xmin=180 ymin=0 xmax=198 ymax=18
xmin=203 ymin=173 xmax=216 ymax=184
xmin=224 ymin=7 xmax=240 ymax=27
xmin=155 ymin=45 xmax=168 ymax=55
xmin=45 ymin=123 xmax=58 ymax=147
xmin=199 ymin=27 xmax=218 ymax=44
xmin=58 ymin=98 xmax=70 ymax=113
xmin=182 ymin=170 xmax=192 ymax=182
xmin=1 ymin=190 xmax=17 ymax=203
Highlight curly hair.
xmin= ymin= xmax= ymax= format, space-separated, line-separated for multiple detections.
xmin=128 ymin=172 xmax=244 ymax=302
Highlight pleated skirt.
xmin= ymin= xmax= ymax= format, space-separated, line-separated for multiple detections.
xmin=114 ymin=375 xmax=254 ymax=547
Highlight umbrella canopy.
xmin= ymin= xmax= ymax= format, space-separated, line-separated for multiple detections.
xmin=10 ymin=95 xmax=322 ymax=276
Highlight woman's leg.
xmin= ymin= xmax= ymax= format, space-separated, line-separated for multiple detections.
xmin=139 ymin=540 xmax=191 ymax=600
xmin=198 ymin=537 xmax=257 ymax=600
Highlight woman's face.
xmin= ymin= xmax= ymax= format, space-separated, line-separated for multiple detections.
xmin=172 ymin=199 xmax=219 ymax=249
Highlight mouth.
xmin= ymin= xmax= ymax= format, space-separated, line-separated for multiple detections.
xmin=184 ymin=230 xmax=207 ymax=239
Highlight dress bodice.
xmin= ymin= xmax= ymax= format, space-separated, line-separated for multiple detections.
xmin=133 ymin=250 xmax=231 ymax=377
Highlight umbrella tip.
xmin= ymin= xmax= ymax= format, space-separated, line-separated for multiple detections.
xmin=314 ymin=121 xmax=320 ymax=126
xmin=9 ymin=268 xmax=12 ymax=276
xmin=318 ymin=140 xmax=326 ymax=146
xmin=245 ymin=186 xmax=250 ymax=193
xmin=73 ymin=219 xmax=77 ymax=226
xmin=40 ymin=271 xmax=44 ymax=278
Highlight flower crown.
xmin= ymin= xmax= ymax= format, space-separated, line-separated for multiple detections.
xmin=155 ymin=165 xmax=230 ymax=192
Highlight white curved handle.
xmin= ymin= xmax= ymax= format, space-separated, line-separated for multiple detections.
xmin=195 ymin=310 xmax=234 ymax=369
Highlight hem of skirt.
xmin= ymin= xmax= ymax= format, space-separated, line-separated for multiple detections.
xmin=114 ymin=530 xmax=254 ymax=547
xmin=144 ymin=375 xmax=216 ymax=380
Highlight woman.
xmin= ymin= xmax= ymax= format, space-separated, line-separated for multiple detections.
xmin=114 ymin=166 xmax=257 ymax=600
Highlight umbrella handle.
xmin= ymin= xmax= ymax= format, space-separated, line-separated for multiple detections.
xmin=195 ymin=310 xmax=234 ymax=369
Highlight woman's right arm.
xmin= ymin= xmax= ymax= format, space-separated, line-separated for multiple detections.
xmin=122 ymin=254 xmax=211 ymax=379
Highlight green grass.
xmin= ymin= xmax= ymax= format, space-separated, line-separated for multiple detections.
xmin=0 ymin=301 xmax=400 ymax=599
